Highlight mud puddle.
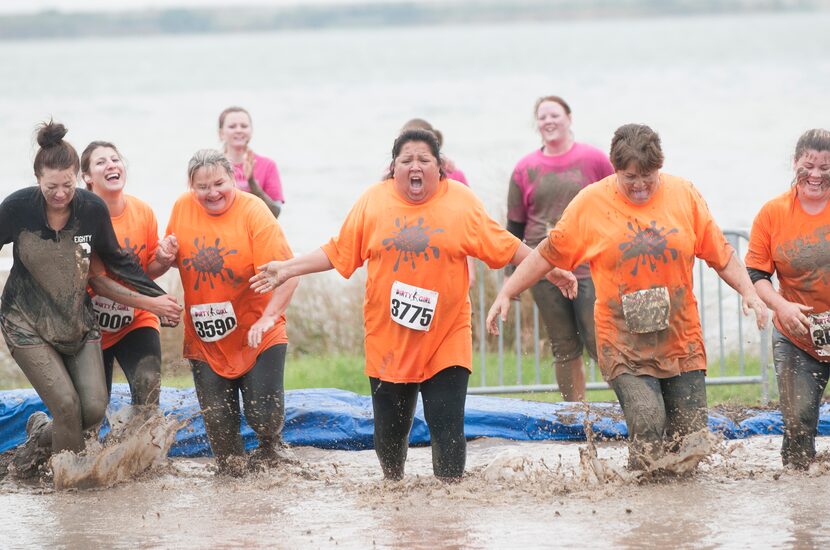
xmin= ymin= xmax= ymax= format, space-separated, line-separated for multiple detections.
xmin=1 ymin=436 xmax=829 ymax=549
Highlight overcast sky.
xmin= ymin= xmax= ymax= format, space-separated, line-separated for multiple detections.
xmin=0 ymin=0 xmax=449 ymax=15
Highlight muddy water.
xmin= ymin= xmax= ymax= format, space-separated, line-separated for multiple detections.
xmin=1 ymin=437 xmax=828 ymax=549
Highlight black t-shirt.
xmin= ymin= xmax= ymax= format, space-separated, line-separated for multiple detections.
xmin=0 ymin=187 xmax=163 ymax=353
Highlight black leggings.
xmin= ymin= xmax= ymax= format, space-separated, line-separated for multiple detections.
xmin=370 ymin=366 xmax=469 ymax=480
xmin=103 ymin=327 xmax=161 ymax=407
xmin=190 ymin=344 xmax=286 ymax=463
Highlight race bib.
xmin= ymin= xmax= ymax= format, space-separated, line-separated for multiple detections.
xmin=808 ymin=311 xmax=830 ymax=357
xmin=621 ymin=287 xmax=670 ymax=334
xmin=390 ymin=281 xmax=438 ymax=332
xmin=190 ymin=301 xmax=238 ymax=343
xmin=91 ymin=295 xmax=134 ymax=333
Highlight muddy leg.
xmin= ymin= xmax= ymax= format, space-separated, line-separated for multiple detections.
xmin=421 ymin=366 xmax=469 ymax=480
xmin=110 ymin=327 xmax=162 ymax=407
xmin=531 ymin=278 xmax=587 ymax=401
xmin=11 ymin=345 xmax=85 ymax=453
xmin=239 ymin=344 xmax=286 ymax=454
xmin=191 ymin=360 xmax=246 ymax=473
xmin=661 ymin=370 xmax=708 ymax=453
xmin=610 ymin=373 xmax=666 ymax=470
xmin=370 ymin=377 xmax=419 ymax=480
xmin=773 ymin=330 xmax=830 ymax=469
xmin=64 ymin=341 xmax=109 ymax=432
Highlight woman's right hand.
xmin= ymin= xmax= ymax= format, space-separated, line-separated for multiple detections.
xmin=250 ymin=261 xmax=289 ymax=294
xmin=486 ymin=294 xmax=513 ymax=335
xmin=156 ymin=234 xmax=179 ymax=267
xmin=147 ymin=294 xmax=183 ymax=323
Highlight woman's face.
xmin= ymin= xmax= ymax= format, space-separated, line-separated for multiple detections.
xmin=536 ymin=100 xmax=571 ymax=145
xmin=616 ymin=162 xmax=660 ymax=204
xmin=84 ymin=146 xmax=125 ymax=194
xmin=391 ymin=140 xmax=441 ymax=203
xmin=38 ymin=167 xmax=77 ymax=212
xmin=794 ymin=149 xmax=830 ymax=202
xmin=190 ymin=165 xmax=236 ymax=214
xmin=219 ymin=111 xmax=252 ymax=150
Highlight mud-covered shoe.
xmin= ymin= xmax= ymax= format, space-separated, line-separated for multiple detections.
xmin=248 ymin=442 xmax=299 ymax=471
xmin=10 ymin=412 xmax=52 ymax=478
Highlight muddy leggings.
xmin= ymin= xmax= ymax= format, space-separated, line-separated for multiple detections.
xmin=103 ymin=327 xmax=161 ymax=407
xmin=772 ymin=328 xmax=830 ymax=469
xmin=190 ymin=344 xmax=286 ymax=464
xmin=370 ymin=366 xmax=469 ymax=480
xmin=11 ymin=341 xmax=108 ymax=454
xmin=609 ymin=370 xmax=707 ymax=469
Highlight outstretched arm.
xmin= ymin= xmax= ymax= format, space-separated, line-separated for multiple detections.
xmin=250 ymin=247 xmax=334 ymax=294
xmin=487 ymin=247 xmax=556 ymax=334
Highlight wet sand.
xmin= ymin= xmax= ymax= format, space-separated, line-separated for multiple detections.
xmin=1 ymin=436 xmax=828 ymax=549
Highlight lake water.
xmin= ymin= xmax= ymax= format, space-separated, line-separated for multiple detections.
xmin=0 ymin=11 xmax=828 ymax=257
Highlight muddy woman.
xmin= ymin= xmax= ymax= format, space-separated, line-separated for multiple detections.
xmin=745 ymin=128 xmax=830 ymax=469
xmin=81 ymin=140 xmax=181 ymax=410
xmin=505 ymin=95 xmax=615 ymax=402
xmin=165 ymin=149 xmax=297 ymax=476
xmin=0 ymin=121 xmax=182 ymax=477
xmin=487 ymin=123 xmax=768 ymax=470
xmin=251 ymin=129 xmax=576 ymax=481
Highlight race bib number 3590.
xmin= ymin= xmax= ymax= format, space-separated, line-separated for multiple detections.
xmin=190 ymin=301 xmax=238 ymax=343
xmin=390 ymin=281 xmax=438 ymax=332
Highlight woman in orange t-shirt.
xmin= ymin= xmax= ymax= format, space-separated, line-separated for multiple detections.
xmin=81 ymin=141 xmax=183 ymax=409
xmin=166 ymin=149 xmax=297 ymax=476
xmin=488 ymin=124 xmax=768 ymax=471
xmin=745 ymin=129 xmax=830 ymax=469
xmin=251 ymin=129 xmax=576 ymax=481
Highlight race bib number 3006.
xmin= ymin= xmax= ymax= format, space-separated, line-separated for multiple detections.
xmin=92 ymin=295 xmax=134 ymax=333
xmin=390 ymin=281 xmax=438 ymax=332
xmin=190 ymin=301 xmax=238 ymax=342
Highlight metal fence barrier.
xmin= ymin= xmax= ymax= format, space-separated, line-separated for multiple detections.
xmin=470 ymin=229 xmax=774 ymax=403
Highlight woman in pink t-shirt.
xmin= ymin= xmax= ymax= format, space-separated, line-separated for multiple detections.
xmin=506 ymin=95 xmax=614 ymax=402
xmin=218 ymin=106 xmax=284 ymax=219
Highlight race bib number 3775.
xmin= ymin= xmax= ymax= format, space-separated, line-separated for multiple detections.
xmin=390 ymin=281 xmax=438 ymax=332
xmin=190 ymin=301 xmax=238 ymax=343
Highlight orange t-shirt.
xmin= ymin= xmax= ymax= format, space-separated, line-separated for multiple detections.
xmin=538 ymin=173 xmax=734 ymax=381
xmin=90 ymin=195 xmax=161 ymax=350
xmin=745 ymin=187 xmax=830 ymax=361
xmin=322 ymin=179 xmax=520 ymax=383
xmin=166 ymin=191 xmax=293 ymax=378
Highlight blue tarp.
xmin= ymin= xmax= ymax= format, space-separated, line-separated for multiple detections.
xmin=1 ymin=385 xmax=828 ymax=457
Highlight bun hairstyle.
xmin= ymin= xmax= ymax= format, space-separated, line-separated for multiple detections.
xmin=33 ymin=120 xmax=80 ymax=179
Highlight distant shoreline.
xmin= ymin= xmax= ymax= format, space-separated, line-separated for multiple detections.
xmin=1 ymin=0 xmax=827 ymax=41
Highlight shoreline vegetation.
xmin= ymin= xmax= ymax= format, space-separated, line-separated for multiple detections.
xmin=1 ymin=0 xmax=828 ymax=41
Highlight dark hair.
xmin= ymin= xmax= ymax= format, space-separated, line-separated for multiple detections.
xmin=218 ymin=106 xmax=251 ymax=129
xmin=386 ymin=129 xmax=445 ymax=179
xmin=609 ymin=123 xmax=664 ymax=173
xmin=33 ymin=120 xmax=80 ymax=179
xmin=400 ymin=118 xmax=443 ymax=147
xmin=80 ymin=140 xmax=123 ymax=190
xmin=534 ymin=95 xmax=572 ymax=117
xmin=793 ymin=129 xmax=830 ymax=163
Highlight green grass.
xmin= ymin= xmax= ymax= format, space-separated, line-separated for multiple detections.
xmin=129 ymin=350 xmax=777 ymax=406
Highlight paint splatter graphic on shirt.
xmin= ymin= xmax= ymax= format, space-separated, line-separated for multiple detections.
xmin=182 ymin=237 xmax=238 ymax=290
xmin=778 ymin=224 xmax=830 ymax=287
xmin=121 ymin=237 xmax=146 ymax=266
xmin=619 ymin=221 xmax=679 ymax=276
xmin=382 ymin=216 xmax=443 ymax=272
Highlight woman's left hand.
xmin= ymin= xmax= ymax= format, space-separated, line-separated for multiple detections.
xmin=545 ymin=268 xmax=578 ymax=299
xmin=247 ymin=314 xmax=276 ymax=348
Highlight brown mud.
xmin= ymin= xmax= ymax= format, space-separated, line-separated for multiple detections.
xmin=1 ymin=435 xmax=828 ymax=548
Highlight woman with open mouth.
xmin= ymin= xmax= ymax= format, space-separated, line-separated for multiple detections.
xmin=251 ymin=128 xmax=576 ymax=481
xmin=81 ymin=140 xmax=183 ymax=411
xmin=746 ymin=128 xmax=830 ymax=469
